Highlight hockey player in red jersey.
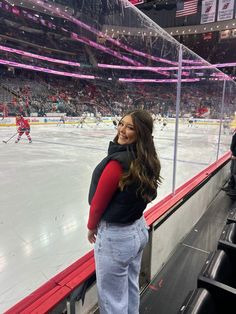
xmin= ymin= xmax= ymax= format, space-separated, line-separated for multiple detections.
xmin=15 ymin=114 xmax=32 ymax=143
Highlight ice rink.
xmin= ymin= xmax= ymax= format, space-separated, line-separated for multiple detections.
xmin=0 ymin=120 xmax=231 ymax=312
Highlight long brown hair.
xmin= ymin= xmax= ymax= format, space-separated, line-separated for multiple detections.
xmin=114 ymin=110 xmax=162 ymax=202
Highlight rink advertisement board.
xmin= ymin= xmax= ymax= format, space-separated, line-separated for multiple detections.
xmin=0 ymin=116 xmax=232 ymax=127
xmin=0 ymin=116 xmax=115 ymax=126
xmin=0 ymin=117 xmax=12 ymax=125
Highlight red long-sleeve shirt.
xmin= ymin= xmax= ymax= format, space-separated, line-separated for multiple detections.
xmin=87 ymin=160 xmax=123 ymax=230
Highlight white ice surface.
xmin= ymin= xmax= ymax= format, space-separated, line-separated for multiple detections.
xmin=0 ymin=121 xmax=231 ymax=312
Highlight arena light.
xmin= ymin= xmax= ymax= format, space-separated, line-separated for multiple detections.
xmin=98 ymin=62 xmax=236 ymax=71
xmin=69 ymin=32 xmax=143 ymax=67
xmin=0 ymin=41 xmax=169 ymax=76
xmin=0 ymin=57 xmax=232 ymax=84
xmin=0 ymin=59 xmax=95 ymax=79
xmin=1 ymin=42 xmax=234 ymax=81
xmin=118 ymin=78 xmax=200 ymax=83
xmin=0 ymin=45 xmax=81 ymax=67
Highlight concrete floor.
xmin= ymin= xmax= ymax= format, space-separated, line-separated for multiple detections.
xmin=0 ymin=120 xmax=231 ymax=312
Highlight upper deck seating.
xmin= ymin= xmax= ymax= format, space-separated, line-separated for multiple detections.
xmin=197 ymin=249 xmax=236 ymax=313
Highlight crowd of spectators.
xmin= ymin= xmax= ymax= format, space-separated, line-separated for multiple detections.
xmin=0 ymin=67 xmax=235 ymax=120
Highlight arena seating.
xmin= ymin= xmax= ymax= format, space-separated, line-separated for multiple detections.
xmin=178 ymin=288 xmax=218 ymax=314
xmin=218 ymin=222 xmax=236 ymax=251
xmin=226 ymin=208 xmax=236 ymax=224
xmin=197 ymin=249 xmax=236 ymax=311
xmin=179 ymin=213 xmax=236 ymax=314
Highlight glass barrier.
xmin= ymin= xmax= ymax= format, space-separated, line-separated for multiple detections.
xmin=0 ymin=0 xmax=236 ymax=311
xmin=0 ymin=0 xmax=235 ymax=232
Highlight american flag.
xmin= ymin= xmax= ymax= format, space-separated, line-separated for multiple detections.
xmin=176 ymin=0 xmax=198 ymax=17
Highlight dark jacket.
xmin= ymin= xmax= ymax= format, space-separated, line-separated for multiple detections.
xmin=88 ymin=141 xmax=148 ymax=223
xmin=230 ymin=132 xmax=236 ymax=156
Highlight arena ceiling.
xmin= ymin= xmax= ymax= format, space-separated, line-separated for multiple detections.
xmin=0 ymin=0 xmax=235 ymax=81
xmin=3 ymin=0 xmax=74 ymax=17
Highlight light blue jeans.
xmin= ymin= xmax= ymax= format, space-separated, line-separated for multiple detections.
xmin=94 ymin=216 xmax=149 ymax=314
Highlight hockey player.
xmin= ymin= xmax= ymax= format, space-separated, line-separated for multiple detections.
xmin=57 ymin=115 xmax=65 ymax=127
xmin=161 ymin=117 xmax=168 ymax=131
xmin=77 ymin=115 xmax=86 ymax=128
xmin=15 ymin=114 xmax=32 ymax=143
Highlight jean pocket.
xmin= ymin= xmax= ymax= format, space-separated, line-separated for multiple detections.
xmin=109 ymin=235 xmax=136 ymax=265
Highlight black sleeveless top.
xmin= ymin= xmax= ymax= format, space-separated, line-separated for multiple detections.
xmin=88 ymin=141 xmax=148 ymax=224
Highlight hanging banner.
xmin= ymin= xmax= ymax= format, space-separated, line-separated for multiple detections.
xmin=217 ymin=0 xmax=234 ymax=21
xmin=200 ymin=0 xmax=217 ymax=24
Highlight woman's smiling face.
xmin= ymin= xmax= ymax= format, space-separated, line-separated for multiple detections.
xmin=117 ymin=115 xmax=137 ymax=145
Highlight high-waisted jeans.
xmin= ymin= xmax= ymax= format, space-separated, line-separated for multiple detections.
xmin=94 ymin=216 xmax=149 ymax=314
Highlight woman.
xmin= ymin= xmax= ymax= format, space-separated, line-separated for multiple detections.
xmin=222 ymin=129 xmax=236 ymax=196
xmin=87 ymin=109 xmax=161 ymax=314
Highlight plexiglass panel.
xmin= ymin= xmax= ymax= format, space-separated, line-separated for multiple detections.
xmin=0 ymin=1 xmax=236 ymax=310
xmin=0 ymin=1 xmax=235 ymax=219
xmin=1 ymin=0 xmax=234 ymax=197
